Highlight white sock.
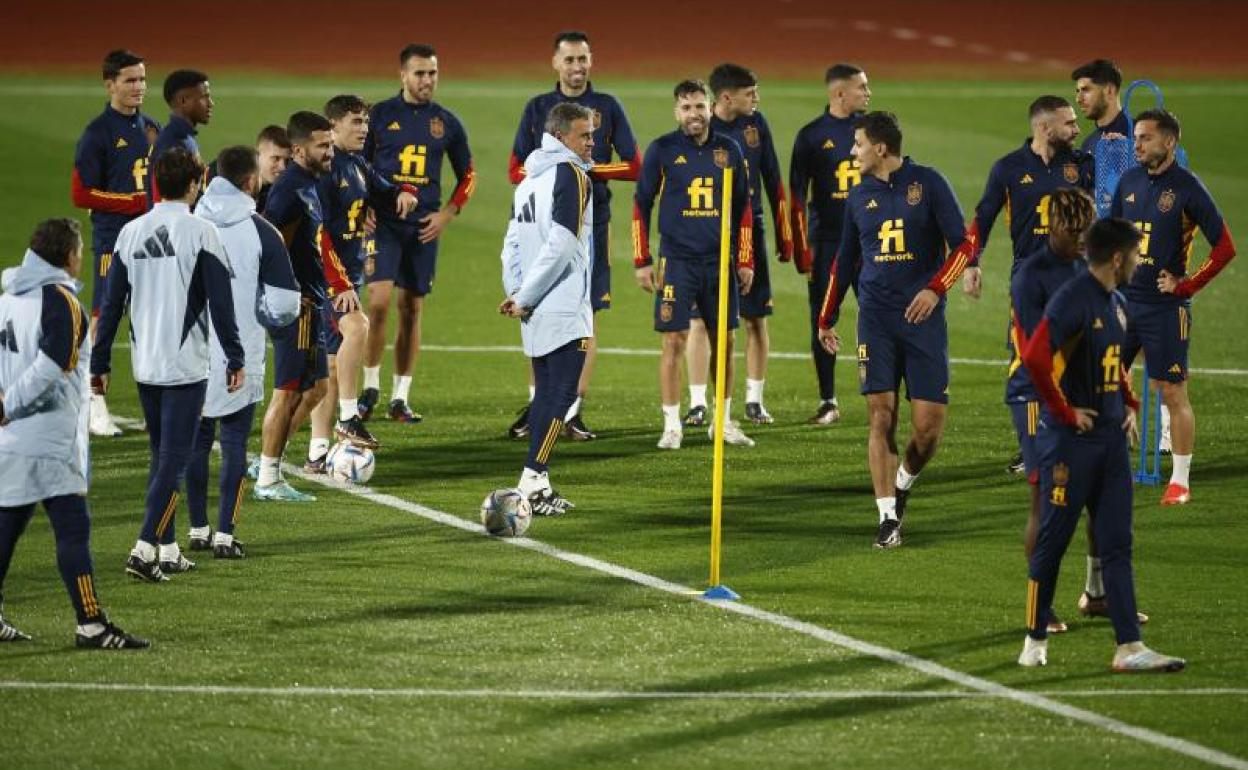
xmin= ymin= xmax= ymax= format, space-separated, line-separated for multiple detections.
xmin=363 ymin=366 xmax=381 ymax=390
xmin=517 ymin=467 xmax=542 ymax=496
xmin=213 ymin=531 xmax=234 ymax=547
xmin=308 ymin=438 xmax=330 ymax=462
xmin=722 ymin=397 xmax=733 ymax=422
xmin=746 ymin=378 xmax=764 ymax=404
xmin=564 ymin=396 xmax=583 ymax=421
xmin=1170 ymin=453 xmax=1192 ymax=487
xmin=189 ymin=526 xmax=210 ymax=540
xmin=258 ymin=454 xmax=282 ymax=486
xmin=1160 ymin=404 xmax=1172 ymax=440
xmin=896 ymin=464 xmax=918 ymax=491
xmin=528 ymin=385 xmax=536 ymax=402
xmin=132 ymin=540 xmax=157 ymax=562
xmin=90 ymin=392 xmax=107 ymax=411
xmin=392 ymin=375 xmax=412 ymax=404
xmin=77 ymin=622 xmax=106 ymax=637
xmin=689 ymin=384 xmax=708 ymax=409
xmin=662 ymin=404 xmax=682 ymax=432
xmin=158 ymin=542 xmax=181 ymax=562
xmin=876 ymin=496 xmax=897 ymax=522
xmin=823 ymin=397 xmax=839 ymax=407
xmin=338 ymin=399 xmax=358 ymax=422
xmin=1085 ymin=556 xmax=1104 ymax=598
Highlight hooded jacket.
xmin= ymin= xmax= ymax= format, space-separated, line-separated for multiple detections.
xmin=0 ymin=250 xmax=90 ymax=505
xmin=500 ymin=133 xmax=593 ymax=357
xmin=196 ymin=176 xmax=300 ymax=417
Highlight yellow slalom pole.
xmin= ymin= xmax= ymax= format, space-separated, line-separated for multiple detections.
xmin=706 ymin=165 xmax=737 ymax=600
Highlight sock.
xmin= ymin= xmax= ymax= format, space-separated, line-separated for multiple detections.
xmin=1170 ymin=453 xmax=1192 ymax=487
xmin=158 ymin=542 xmax=181 ymax=562
xmin=746 ymin=378 xmax=764 ymax=404
xmin=189 ymin=526 xmax=210 ymax=540
xmin=689 ymin=384 xmax=707 ymax=409
xmin=132 ymin=540 xmax=157 ymax=562
xmin=528 ymin=385 xmax=536 ymax=402
xmin=896 ymin=464 xmax=918 ymax=492
xmin=308 ymin=438 xmax=330 ymax=462
xmin=662 ymin=404 xmax=682 ymax=432
xmin=363 ymin=366 xmax=380 ymax=390
xmin=876 ymin=496 xmax=897 ymax=522
xmin=564 ymin=396 xmax=583 ymax=422
xmin=1085 ymin=556 xmax=1104 ymax=598
xmin=393 ymin=375 xmax=412 ymax=404
xmin=517 ymin=467 xmax=542 ymax=496
xmin=213 ymin=531 xmax=234 ymax=547
xmin=1160 ymin=404 xmax=1172 ymax=441
xmin=823 ymin=397 xmax=839 ymax=407
xmin=338 ymin=399 xmax=358 ymax=422
xmin=76 ymin=622 xmax=106 ymax=637
xmin=258 ymin=455 xmax=282 ymax=486
xmin=722 ymin=397 xmax=733 ymax=422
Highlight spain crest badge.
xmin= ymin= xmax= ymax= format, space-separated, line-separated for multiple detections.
xmin=429 ymin=116 xmax=445 ymax=139
xmin=712 ymin=148 xmax=729 ymax=169
xmin=1063 ymin=163 xmax=1079 ymax=183
xmin=743 ymin=124 xmax=760 ymax=148
xmin=1158 ymin=189 xmax=1176 ymax=213
xmin=906 ymin=182 xmax=923 ymax=206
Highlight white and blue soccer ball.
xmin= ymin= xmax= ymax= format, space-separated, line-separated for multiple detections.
xmin=480 ymin=488 xmax=532 ymax=538
xmin=327 ymin=442 xmax=375 ymax=484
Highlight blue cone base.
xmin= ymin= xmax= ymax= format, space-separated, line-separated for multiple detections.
xmin=702 ymin=584 xmax=740 ymax=601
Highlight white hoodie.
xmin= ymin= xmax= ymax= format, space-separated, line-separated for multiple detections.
xmin=500 ymin=133 xmax=594 ymax=357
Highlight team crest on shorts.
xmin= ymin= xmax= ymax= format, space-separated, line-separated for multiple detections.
xmin=364 ymin=256 xmax=375 ymax=277
xmin=1053 ymin=462 xmax=1069 ymax=486
xmin=1062 ymin=163 xmax=1079 ymax=183
xmin=1158 ymin=189 xmax=1176 ymax=213
xmin=743 ymin=125 xmax=760 ymax=148
xmin=659 ymin=302 xmax=673 ymax=322
xmin=906 ymin=182 xmax=923 ymax=206
xmin=713 ymin=148 xmax=729 ymax=169
xmin=429 ymin=116 xmax=445 ymax=139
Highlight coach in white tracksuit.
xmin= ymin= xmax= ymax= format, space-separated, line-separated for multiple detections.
xmin=499 ymin=103 xmax=594 ymax=514
xmin=185 ymin=150 xmax=301 ymax=557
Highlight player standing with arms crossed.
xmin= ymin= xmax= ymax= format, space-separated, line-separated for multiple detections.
xmin=506 ymin=30 xmax=640 ymax=441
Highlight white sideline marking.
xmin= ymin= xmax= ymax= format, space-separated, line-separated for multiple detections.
xmin=263 ymin=468 xmax=1248 ymax=769
xmin=0 ymin=681 xmax=1245 ymax=701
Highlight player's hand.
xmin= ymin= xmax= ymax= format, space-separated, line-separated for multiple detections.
xmin=1156 ymin=269 xmax=1180 ymax=294
xmin=1073 ymin=407 xmax=1098 ymax=433
xmin=905 ymin=289 xmax=940 ymax=324
xmin=226 ymin=368 xmax=245 ymax=393
xmin=91 ymin=373 xmax=109 ymax=396
xmin=396 ymin=191 xmax=418 ymax=218
xmin=1123 ymin=408 xmax=1140 ymax=448
xmin=818 ymin=326 xmax=841 ymax=354
xmin=962 ymin=266 xmax=982 ymax=299
xmin=363 ymin=208 xmax=377 ymax=236
xmin=737 ymin=266 xmax=755 ymax=296
xmin=418 ymin=208 xmax=455 ymax=243
xmin=332 ymin=289 xmax=361 ymax=314
xmin=635 ymin=265 xmax=656 ymax=293
xmin=498 ymin=297 xmax=526 ymax=318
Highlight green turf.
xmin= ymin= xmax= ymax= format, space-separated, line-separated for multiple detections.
xmin=0 ymin=74 xmax=1245 ymax=769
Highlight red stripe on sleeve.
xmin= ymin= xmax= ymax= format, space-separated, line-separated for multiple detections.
xmin=449 ymin=162 xmax=476 ymax=210
xmin=736 ymin=206 xmax=754 ymax=270
xmin=70 ymin=169 xmax=147 ymax=215
xmin=817 ymin=258 xmax=840 ymax=329
xmin=508 ymin=152 xmax=526 ymax=185
xmin=591 ymin=153 xmax=641 ymax=182
xmin=632 ymin=201 xmax=651 ymax=268
xmin=1175 ymin=224 xmax=1235 ymax=298
xmin=925 ymin=236 xmax=975 ymax=295
xmin=1021 ymin=317 xmax=1078 ymax=427
xmin=965 ymin=220 xmax=983 ymax=268
xmin=791 ymin=201 xmax=812 ymax=273
xmin=319 ymin=227 xmax=352 ymax=295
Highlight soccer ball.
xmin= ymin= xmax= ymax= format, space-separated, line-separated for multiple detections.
xmin=480 ymin=488 xmax=532 ymax=538
xmin=327 ymin=442 xmax=375 ymax=484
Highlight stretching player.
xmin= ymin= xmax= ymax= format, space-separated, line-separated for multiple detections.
xmin=790 ymin=63 xmax=870 ymax=426
xmin=817 ymin=112 xmax=975 ymax=549
xmin=683 ymin=63 xmax=792 ymax=426
xmin=148 ymin=69 xmax=212 ymax=201
xmin=91 ymin=148 xmax=244 ymax=582
xmin=0 ymin=218 xmax=148 ymax=648
xmin=1113 ymin=109 xmax=1236 ymax=505
xmin=189 ymin=147 xmax=300 ymax=557
xmin=361 ymin=43 xmax=476 ymax=424
xmin=71 ymin=48 xmax=159 ymax=437
xmin=634 ymin=80 xmax=755 ymax=450
xmin=1019 ymin=218 xmax=1183 ymax=672
xmin=964 ymin=95 xmax=1093 ymax=472
xmin=506 ymin=30 xmax=640 ymax=441
xmin=255 ymin=111 xmax=360 ymax=501
xmin=300 ymin=95 xmax=418 ymax=471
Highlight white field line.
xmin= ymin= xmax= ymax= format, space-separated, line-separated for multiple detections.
xmin=224 ymin=467 xmax=1248 ymax=770
xmin=0 ymin=680 xmax=1245 ymax=701
xmin=3 ymin=84 xmax=1248 ymax=100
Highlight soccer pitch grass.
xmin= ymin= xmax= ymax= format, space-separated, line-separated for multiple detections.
xmin=0 ymin=75 xmax=1246 ymax=769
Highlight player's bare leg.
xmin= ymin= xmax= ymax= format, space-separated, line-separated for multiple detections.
xmin=255 ymin=385 xmax=322 ymax=502
xmin=683 ymin=318 xmax=711 ymax=425
xmin=360 ymin=279 xmax=392 ymax=421
xmin=389 ymin=287 xmax=423 ymax=422
xmin=307 ymin=359 xmax=337 ymax=471
xmin=331 ymin=311 xmax=377 ymax=447
xmin=867 ymin=391 xmax=902 ymax=547
xmin=658 ymin=330 xmax=688 ymax=448
xmin=1158 ymin=379 xmax=1194 ymax=504
xmin=743 ymin=315 xmax=772 ymax=424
